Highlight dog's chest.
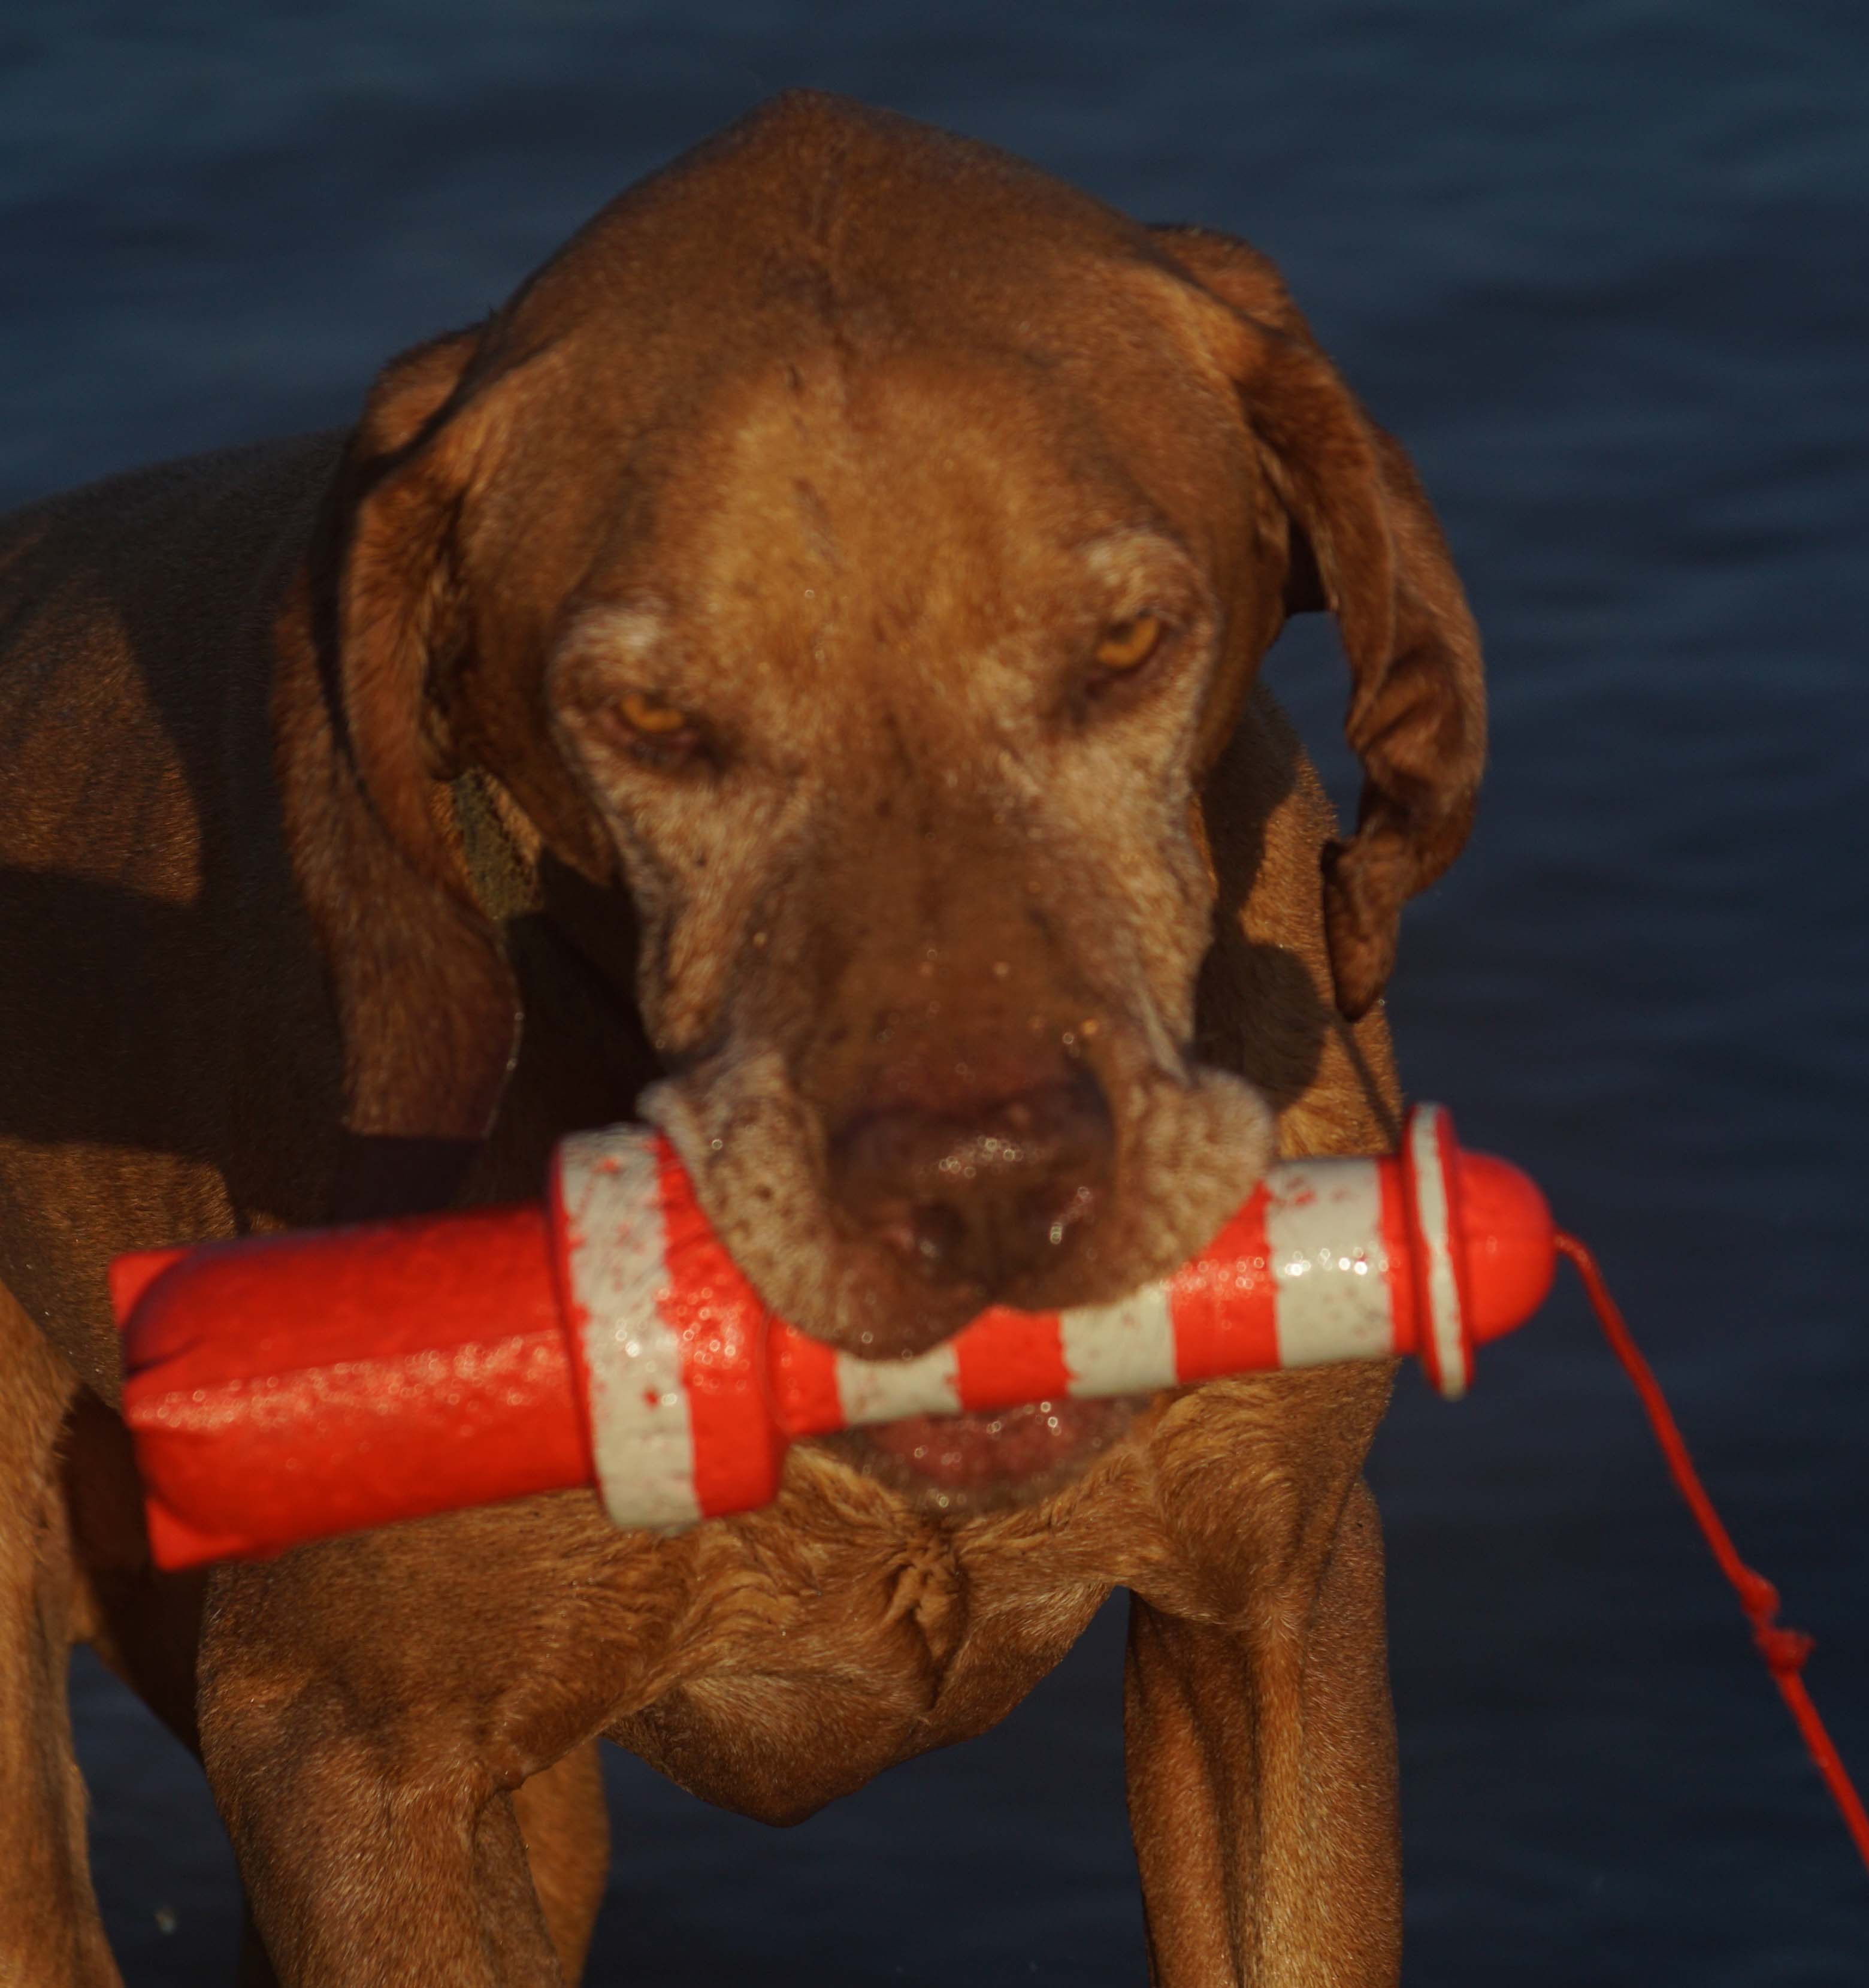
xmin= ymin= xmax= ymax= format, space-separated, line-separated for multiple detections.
xmin=595 ymin=1471 xmax=1113 ymax=1824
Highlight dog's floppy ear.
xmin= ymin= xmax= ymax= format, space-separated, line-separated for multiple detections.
xmin=278 ymin=327 xmax=525 ymax=1153
xmin=1153 ymin=225 xmax=1486 ymax=1020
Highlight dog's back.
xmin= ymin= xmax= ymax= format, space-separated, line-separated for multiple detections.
xmin=0 ymin=440 xmax=343 ymax=1394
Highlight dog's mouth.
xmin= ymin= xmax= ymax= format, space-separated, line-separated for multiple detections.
xmin=808 ymin=1392 xmax=1150 ymax=1515
xmin=639 ymin=1056 xmax=1271 ymax=1513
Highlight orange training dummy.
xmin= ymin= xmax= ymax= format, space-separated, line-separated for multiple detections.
xmin=110 ymin=1103 xmax=1554 ymax=1569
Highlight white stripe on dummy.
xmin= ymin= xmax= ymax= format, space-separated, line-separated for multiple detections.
xmin=1407 ymin=1105 xmax=1469 ymax=1399
xmin=1268 ymin=1158 xmax=1396 ymax=1367
xmin=558 ymin=1128 xmax=702 ymax=1528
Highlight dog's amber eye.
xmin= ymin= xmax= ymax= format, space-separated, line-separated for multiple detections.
xmin=1093 ymin=614 xmax=1164 ymax=674
xmin=599 ymin=688 xmax=706 ymax=768
xmin=618 ymin=690 xmax=689 ymax=735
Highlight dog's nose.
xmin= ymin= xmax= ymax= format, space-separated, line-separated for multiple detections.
xmin=827 ymin=1071 xmax=1114 ymax=1299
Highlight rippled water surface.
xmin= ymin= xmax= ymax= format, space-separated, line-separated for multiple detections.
xmin=5 ymin=3 xmax=1866 ymax=1981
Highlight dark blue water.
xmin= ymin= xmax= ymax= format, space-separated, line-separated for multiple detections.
xmin=7 ymin=4 xmax=1865 ymax=1980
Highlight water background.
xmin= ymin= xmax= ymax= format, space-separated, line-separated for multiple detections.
xmin=4 ymin=2 xmax=1865 ymax=1980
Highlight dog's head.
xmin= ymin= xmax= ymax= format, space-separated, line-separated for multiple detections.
xmin=288 ymin=95 xmax=1482 ymax=1487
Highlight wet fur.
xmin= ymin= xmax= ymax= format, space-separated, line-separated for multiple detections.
xmin=0 ymin=94 xmax=1481 ymax=1985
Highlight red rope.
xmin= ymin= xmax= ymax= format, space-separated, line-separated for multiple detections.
xmin=1554 ymin=1231 xmax=1869 ymax=1875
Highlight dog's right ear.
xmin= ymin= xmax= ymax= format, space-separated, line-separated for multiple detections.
xmin=277 ymin=327 xmax=525 ymax=1152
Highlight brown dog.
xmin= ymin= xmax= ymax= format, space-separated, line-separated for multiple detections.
xmin=0 ymin=92 xmax=1483 ymax=1985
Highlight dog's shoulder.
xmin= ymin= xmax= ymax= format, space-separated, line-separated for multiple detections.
xmin=0 ymin=434 xmax=341 ymax=595
xmin=1 ymin=434 xmax=343 ymax=863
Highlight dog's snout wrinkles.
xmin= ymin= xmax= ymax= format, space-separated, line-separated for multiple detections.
xmin=829 ymin=1072 xmax=1113 ymax=1298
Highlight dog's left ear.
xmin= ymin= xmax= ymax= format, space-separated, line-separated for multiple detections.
xmin=1151 ymin=225 xmax=1486 ymax=1020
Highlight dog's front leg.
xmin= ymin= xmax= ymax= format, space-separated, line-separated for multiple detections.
xmin=197 ymin=1554 xmax=590 ymax=1988
xmin=0 ymin=1287 xmax=121 ymax=1986
xmin=1123 ymin=1454 xmax=1400 ymax=1987
xmin=511 ymin=1741 xmax=611 ymax=1983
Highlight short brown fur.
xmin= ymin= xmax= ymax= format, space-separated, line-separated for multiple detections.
xmin=0 ymin=94 xmax=1482 ymax=1985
